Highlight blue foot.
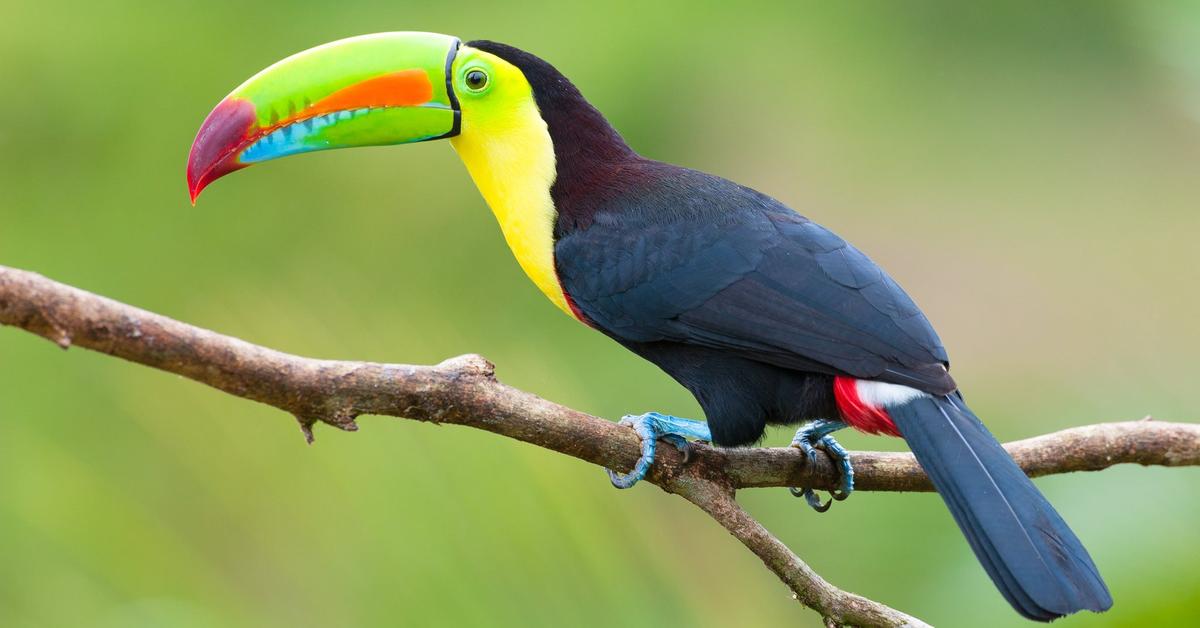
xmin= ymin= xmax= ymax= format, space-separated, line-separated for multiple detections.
xmin=790 ymin=420 xmax=853 ymax=512
xmin=606 ymin=412 xmax=712 ymax=489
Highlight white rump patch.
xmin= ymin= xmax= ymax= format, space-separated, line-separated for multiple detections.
xmin=855 ymin=380 xmax=929 ymax=408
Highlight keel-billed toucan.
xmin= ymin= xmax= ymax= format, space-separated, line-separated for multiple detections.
xmin=187 ymin=32 xmax=1112 ymax=621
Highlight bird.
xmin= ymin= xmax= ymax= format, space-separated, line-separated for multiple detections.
xmin=187 ymin=32 xmax=1112 ymax=621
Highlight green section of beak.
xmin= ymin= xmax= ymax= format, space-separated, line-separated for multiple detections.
xmin=187 ymin=31 xmax=461 ymax=200
xmin=230 ymin=31 xmax=460 ymax=129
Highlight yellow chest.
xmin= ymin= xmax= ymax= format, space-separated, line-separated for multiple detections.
xmin=450 ymin=109 xmax=575 ymax=320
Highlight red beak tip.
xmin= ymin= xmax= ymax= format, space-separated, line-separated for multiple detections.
xmin=186 ymin=174 xmax=204 ymax=205
xmin=186 ymin=97 xmax=257 ymax=206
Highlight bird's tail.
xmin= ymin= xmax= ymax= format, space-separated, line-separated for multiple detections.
xmin=887 ymin=394 xmax=1112 ymax=621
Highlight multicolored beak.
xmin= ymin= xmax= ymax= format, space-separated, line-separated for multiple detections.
xmin=187 ymin=32 xmax=461 ymax=202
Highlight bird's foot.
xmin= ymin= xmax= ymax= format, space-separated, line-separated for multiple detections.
xmin=606 ymin=412 xmax=711 ymax=489
xmin=790 ymin=419 xmax=853 ymax=512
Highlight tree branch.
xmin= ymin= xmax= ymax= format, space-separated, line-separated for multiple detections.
xmin=3 ymin=265 xmax=1196 ymax=627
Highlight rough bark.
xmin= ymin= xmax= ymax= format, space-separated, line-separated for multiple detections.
xmin=3 ymin=265 xmax=1196 ymax=627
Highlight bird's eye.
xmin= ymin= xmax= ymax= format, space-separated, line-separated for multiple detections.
xmin=465 ymin=69 xmax=489 ymax=92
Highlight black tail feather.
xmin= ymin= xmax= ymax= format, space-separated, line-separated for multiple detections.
xmin=889 ymin=395 xmax=1112 ymax=621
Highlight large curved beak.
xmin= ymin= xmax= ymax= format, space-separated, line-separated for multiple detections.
xmin=187 ymin=32 xmax=461 ymax=202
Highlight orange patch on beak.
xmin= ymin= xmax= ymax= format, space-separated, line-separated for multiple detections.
xmin=311 ymin=69 xmax=434 ymax=115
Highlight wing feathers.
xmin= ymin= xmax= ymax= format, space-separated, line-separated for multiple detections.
xmin=554 ymin=164 xmax=954 ymax=393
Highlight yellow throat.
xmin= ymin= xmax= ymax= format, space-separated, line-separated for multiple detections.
xmin=450 ymin=48 xmax=574 ymax=319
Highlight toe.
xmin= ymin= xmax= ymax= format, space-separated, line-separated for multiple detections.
xmin=608 ymin=468 xmax=639 ymax=489
xmin=661 ymin=433 xmax=689 ymax=451
xmin=791 ymin=486 xmax=833 ymax=512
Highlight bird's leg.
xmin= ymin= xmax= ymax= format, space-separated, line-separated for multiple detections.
xmin=789 ymin=419 xmax=853 ymax=512
xmin=606 ymin=412 xmax=711 ymax=489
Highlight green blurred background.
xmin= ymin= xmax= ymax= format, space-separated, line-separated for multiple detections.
xmin=2 ymin=1 xmax=1198 ymax=626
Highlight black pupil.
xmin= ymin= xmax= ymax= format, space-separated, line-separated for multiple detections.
xmin=466 ymin=70 xmax=487 ymax=89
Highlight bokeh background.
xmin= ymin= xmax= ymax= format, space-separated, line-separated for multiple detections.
xmin=2 ymin=1 xmax=1198 ymax=626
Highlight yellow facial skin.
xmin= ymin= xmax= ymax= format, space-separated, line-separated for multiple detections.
xmin=449 ymin=47 xmax=576 ymax=320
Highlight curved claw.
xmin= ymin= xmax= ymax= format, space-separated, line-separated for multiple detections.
xmin=661 ymin=433 xmax=689 ymax=453
xmin=789 ymin=420 xmax=853 ymax=512
xmin=607 ymin=417 xmax=658 ymax=489
xmin=790 ymin=486 xmax=833 ymax=512
xmin=670 ymin=437 xmax=709 ymax=465
xmin=607 ymin=468 xmax=639 ymax=489
xmin=818 ymin=434 xmax=855 ymax=498
xmin=604 ymin=413 xmax=712 ymax=490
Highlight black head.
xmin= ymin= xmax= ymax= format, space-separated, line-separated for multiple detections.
xmin=466 ymin=40 xmax=634 ymax=164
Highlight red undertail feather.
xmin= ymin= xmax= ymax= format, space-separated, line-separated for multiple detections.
xmin=832 ymin=376 xmax=901 ymax=437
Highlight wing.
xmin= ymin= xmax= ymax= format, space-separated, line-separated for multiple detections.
xmin=554 ymin=167 xmax=956 ymax=394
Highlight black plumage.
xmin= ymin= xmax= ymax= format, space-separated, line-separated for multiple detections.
xmin=470 ymin=41 xmax=953 ymax=443
xmin=890 ymin=396 xmax=1111 ymax=620
xmin=469 ymin=40 xmax=1111 ymax=621
xmin=554 ymin=163 xmax=956 ymax=444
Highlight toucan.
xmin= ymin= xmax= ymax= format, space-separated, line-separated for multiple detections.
xmin=187 ymin=32 xmax=1112 ymax=621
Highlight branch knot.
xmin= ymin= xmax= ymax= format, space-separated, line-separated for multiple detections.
xmin=1 ymin=264 xmax=1195 ymax=628
xmin=439 ymin=353 xmax=496 ymax=380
